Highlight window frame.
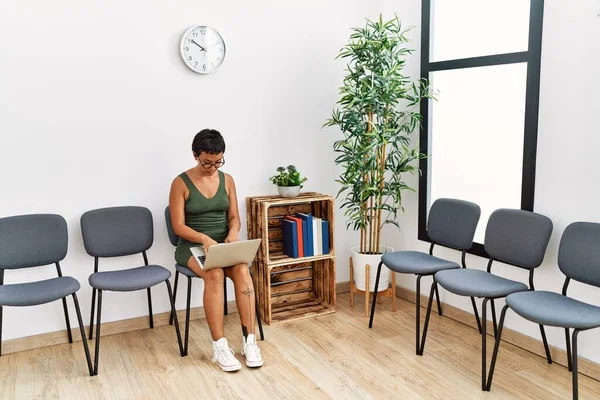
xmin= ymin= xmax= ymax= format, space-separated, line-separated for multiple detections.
xmin=418 ymin=0 xmax=545 ymax=257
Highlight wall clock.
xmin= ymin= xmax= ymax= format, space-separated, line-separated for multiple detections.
xmin=179 ymin=25 xmax=226 ymax=74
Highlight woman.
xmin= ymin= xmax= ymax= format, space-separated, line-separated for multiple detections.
xmin=169 ymin=129 xmax=263 ymax=372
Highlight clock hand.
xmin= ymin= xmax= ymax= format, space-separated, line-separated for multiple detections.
xmin=191 ymin=39 xmax=207 ymax=52
xmin=205 ymin=42 xmax=223 ymax=48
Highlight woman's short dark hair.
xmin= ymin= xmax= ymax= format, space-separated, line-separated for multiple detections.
xmin=192 ymin=129 xmax=226 ymax=156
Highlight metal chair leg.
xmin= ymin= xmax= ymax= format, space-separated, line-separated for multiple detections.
xmin=255 ymin=291 xmax=264 ymax=341
xmin=368 ymin=261 xmax=383 ymax=329
xmin=93 ymin=290 xmax=103 ymax=376
xmin=417 ymin=280 xmax=436 ymax=356
xmin=490 ymin=299 xmax=498 ymax=337
xmin=165 ymin=280 xmax=184 ymax=357
xmin=71 ymin=293 xmax=93 ymax=376
xmin=565 ymin=328 xmax=573 ymax=372
xmin=434 ymin=283 xmax=443 ymax=316
xmin=470 ymin=296 xmax=483 ymax=334
xmin=485 ymin=304 xmax=510 ymax=391
xmin=223 ymin=278 xmax=228 ymax=316
xmin=60 ymin=297 xmax=73 ymax=343
xmin=88 ymin=288 xmax=96 ymax=340
xmin=170 ymin=271 xmax=179 ymax=325
xmin=184 ymin=277 xmax=192 ymax=356
xmin=572 ymin=329 xmax=580 ymax=400
xmin=147 ymin=287 xmax=154 ymax=329
xmin=481 ymin=298 xmax=490 ymax=391
xmin=0 ymin=305 xmax=3 ymax=357
xmin=539 ymin=325 xmax=552 ymax=364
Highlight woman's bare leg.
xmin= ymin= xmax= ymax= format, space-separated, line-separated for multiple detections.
xmin=186 ymin=256 xmax=225 ymax=340
xmin=224 ymin=263 xmax=256 ymax=337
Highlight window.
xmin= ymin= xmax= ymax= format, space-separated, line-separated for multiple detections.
xmin=418 ymin=0 xmax=545 ymax=256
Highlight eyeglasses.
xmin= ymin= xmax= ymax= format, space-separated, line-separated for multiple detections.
xmin=199 ymin=157 xmax=225 ymax=169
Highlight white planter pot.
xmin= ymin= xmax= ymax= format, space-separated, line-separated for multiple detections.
xmin=277 ymin=186 xmax=301 ymax=197
xmin=351 ymin=245 xmax=393 ymax=292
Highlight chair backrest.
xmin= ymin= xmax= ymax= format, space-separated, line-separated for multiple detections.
xmin=80 ymin=206 xmax=153 ymax=258
xmin=484 ymin=209 xmax=553 ymax=269
xmin=0 ymin=214 xmax=68 ymax=269
xmin=427 ymin=198 xmax=481 ymax=251
xmin=164 ymin=206 xmax=178 ymax=246
xmin=558 ymin=222 xmax=600 ymax=288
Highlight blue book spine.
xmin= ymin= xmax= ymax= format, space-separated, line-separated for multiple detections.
xmin=282 ymin=219 xmax=299 ymax=258
xmin=296 ymin=213 xmax=314 ymax=256
xmin=321 ymin=220 xmax=330 ymax=254
xmin=301 ymin=219 xmax=308 ymax=257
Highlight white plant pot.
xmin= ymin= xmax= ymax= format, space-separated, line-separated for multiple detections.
xmin=277 ymin=186 xmax=301 ymax=197
xmin=351 ymin=245 xmax=393 ymax=292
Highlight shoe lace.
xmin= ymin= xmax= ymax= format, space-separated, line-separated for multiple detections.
xmin=213 ymin=345 xmax=235 ymax=363
xmin=243 ymin=340 xmax=261 ymax=358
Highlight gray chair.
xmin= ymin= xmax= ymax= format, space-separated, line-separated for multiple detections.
xmin=164 ymin=206 xmax=264 ymax=356
xmin=424 ymin=209 xmax=553 ymax=390
xmin=0 ymin=214 xmax=93 ymax=376
xmin=369 ymin=198 xmax=481 ymax=355
xmin=81 ymin=206 xmax=183 ymax=375
xmin=487 ymin=222 xmax=600 ymax=399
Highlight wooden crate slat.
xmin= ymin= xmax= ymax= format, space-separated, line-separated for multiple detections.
xmin=271 ymin=268 xmax=311 ymax=284
xmin=271 ymin=290 xmax=313 ymax=305
xmin=270 ymin=279 xmax=312 ymax=295
xmin=271 ymin=295 xmax=318 ymax=310
xmin=267 ymin=203 xmax=312 ymax=218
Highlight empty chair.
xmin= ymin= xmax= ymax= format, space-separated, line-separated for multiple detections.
xmin=424 ymin=209 xmax=553 ymax=390
xmin=81 ymin=206 xmax=183 ymax=375
xmin=487 ymin=222 xmax=600 ymax=399
xmin=165 ymin=206 xmax=264 ymax=356
xmin=369 ymin=198 xmax=481 ymax=355
xmin=0 ymin=214 xmax=92 ymax=376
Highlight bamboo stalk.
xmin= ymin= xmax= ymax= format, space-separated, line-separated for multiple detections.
xmin=376 ymin=143 xmax=386 ymax=252
xmin=367 ymin=110 xmax=375 ymax=254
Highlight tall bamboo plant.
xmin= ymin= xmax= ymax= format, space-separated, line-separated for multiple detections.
xmin=324 ymin=15 xmax=435 ymax=255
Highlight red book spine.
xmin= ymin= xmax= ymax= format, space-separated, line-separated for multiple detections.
xmin=283 ymin=215 xmax=304 ymax=257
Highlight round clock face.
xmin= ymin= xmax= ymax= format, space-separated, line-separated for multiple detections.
xmin=179 ymin=25 xmax=226 ymax=74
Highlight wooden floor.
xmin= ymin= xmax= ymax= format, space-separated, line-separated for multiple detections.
xmin=2 ymin=293 xmax=600 ymax=399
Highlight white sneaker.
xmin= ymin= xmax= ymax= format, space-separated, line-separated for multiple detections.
xmin=241 ymin=334 xmax=263 ymax=368
xmin=212 ymin=338 xmax=241 ymax=372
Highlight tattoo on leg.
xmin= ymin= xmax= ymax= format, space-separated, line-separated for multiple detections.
xmin=242 ymin=286 xmax=253 ymax=336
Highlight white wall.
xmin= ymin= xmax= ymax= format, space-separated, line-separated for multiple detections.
xmin=0 ymin=0 xmax=376 ymax=340
xmin=381 ymin=0 xmax=600 ymax=363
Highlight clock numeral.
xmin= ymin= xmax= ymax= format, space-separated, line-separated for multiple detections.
xmin=200 ymin=29 xmax=206 ymax=35
xmin=193 ymin=32 xmax=198 ymax=37
xmin=195 ymin=61 xmax=198 ymax=67
xmin=188 ymin=56 xmax=192 ymax=61
xmin=185 ymin=46 xmax=189 ymax=51
xmin=203 ymin=64 xmax=207 ymax=71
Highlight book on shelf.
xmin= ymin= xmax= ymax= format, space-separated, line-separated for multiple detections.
xmin=280 ymin=213 xmax=330 ymax=258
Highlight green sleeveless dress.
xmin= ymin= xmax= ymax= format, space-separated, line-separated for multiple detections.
xmin=174 ymin=170 xmax=230 ymax=266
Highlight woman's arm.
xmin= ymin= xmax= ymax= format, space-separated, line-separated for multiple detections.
xmin=224 ymin=173 xmax=241 ymax=243
xmin=169 ymin=176 xmax=216 ymax=247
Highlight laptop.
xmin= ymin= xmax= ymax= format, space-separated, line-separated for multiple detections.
xmin=190 ymin=239 xmax=261 ymax=270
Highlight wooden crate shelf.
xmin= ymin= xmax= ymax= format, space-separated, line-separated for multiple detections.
xmin=246 ymin=193 xmax=336 ymax=325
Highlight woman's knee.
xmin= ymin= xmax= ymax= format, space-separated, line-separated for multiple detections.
xmin=230 ymin=263 xmax=250 ymax=280
xmin=203 ymin=268 xmax=225 ymax=287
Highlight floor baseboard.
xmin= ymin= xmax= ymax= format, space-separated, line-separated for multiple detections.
xmin=2 ymin=302 xmax=239 ymax=355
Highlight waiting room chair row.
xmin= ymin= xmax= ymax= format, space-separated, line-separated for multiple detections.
xmin=369 ymin=198 xmax=600 ymax=400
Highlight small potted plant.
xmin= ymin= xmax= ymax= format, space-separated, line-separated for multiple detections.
xmin=269 ymin=165 xmax=307 ymax=198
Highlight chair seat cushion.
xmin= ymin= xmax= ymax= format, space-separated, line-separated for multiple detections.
xmin=0 ymin=277 xmax=80 ymax=306
xmin=176 ymin=263 xmax=199 ymax=278
xmin=89 ymin=265 xmax=171 ymax=291
xmin=381 ymin=251 xmax=460 ymax=275
xmin=507 ymin=291 xmax=600 ymax=330
xmin=435 ymin=269 xmax=528 ymax=298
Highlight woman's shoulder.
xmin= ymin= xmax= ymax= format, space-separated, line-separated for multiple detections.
xmin=172 ymin=170 xmax=193 ymax=187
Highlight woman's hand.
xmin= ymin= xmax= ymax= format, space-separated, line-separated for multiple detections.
xmin=224 ymin=231 xmax=239 ymax=243
xmin=201 ymin=235 xmax=218 ymax=251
